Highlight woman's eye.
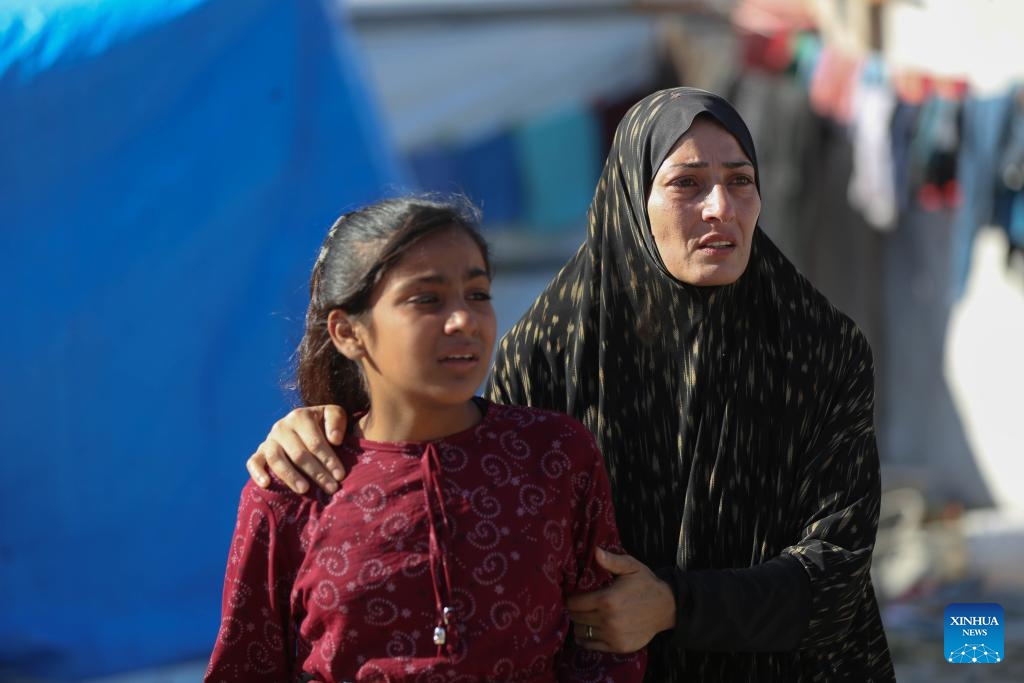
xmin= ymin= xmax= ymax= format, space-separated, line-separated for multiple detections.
xmin=671 ymin=177 xmax=698 ymax=188
xmin=732 ymin=175 xmax=755 ymax=186
xmin=408 ymin=294 xmax=439 ymax=305
xmin=468 ymin=291 xmax=492 ymax=301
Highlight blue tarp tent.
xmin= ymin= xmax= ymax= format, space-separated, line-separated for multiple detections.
xmin=0 ymin=0 xmax=404 ymax=678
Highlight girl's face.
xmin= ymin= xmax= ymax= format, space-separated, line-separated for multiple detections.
xmin=347 ymin=227 xmax=496 ymax=416
xmin=646 ymin=117 xmax=761 ymax=286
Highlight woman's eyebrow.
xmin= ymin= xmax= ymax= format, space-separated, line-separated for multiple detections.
xmin=670 ymin=160 xmax=753 ymax=169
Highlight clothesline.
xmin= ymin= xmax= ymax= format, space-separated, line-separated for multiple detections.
xmin=738 ymin=24 xmax=1023 ymax=294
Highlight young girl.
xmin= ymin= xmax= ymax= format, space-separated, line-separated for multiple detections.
xmin=205 ymin=197 xmax=645 ymax=682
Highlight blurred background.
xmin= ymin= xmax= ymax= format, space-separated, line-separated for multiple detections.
xmin=2 ymin=0 xmax=1022 ymax=680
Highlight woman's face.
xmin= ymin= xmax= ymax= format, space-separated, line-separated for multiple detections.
xmin=646 ymin=117 xmax=761 ymax=286
xmin=348 ymin=227 xmax=496 ymax=413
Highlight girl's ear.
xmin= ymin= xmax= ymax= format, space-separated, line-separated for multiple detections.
xmin=327 ymin=309 xmax=366 ymax=360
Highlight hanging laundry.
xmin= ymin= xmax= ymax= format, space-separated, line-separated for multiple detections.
xmin=996 ymin=85 xmax=1024 ymax=248
xmin=739 ymin=29 xmax=797 ymax=74
xmin=951 ymin=91 xmax=1016 ymax=298
xmin=792 ymin=31 xmax=822 ymax=90
xmin=910 ymin=82 xmax=963 ymax=213
xmin=808 ymin=44 xmax=859 ymax=124
xmin=847 ymin=57 xmax=898 ymax=231
xmin=888 ymin=72 xmax=932 ymax=217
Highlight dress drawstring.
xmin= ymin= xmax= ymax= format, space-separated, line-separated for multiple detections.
xmin=420 ymin=442 xmax=457 ymax=656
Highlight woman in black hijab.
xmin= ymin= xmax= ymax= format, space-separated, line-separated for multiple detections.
xmin=249 ymin=88 xmax=895 ymax=681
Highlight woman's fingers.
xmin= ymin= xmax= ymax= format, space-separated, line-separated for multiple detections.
xmin=257 ymin=435 xmax=311 ymax=493
xmin=566 ymin=551 xmax=676 ymax=653
xmin=267 ymin=415 xmax=337 ymax=493
xmin=286 ymin=405 xmax=348 ymax=483
xmin=573 ymin=621 xmax=612 ymax=652
xmin=245 ymin=406 xmax=350 ymax=494
xmin=323 ymin=404 xmax=348 ymax=447
xmin=245 ymin=450 xmax=272 ymax=488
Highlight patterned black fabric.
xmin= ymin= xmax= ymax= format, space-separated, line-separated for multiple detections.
xmin=486 ymin=88 xmax=894 ymax=681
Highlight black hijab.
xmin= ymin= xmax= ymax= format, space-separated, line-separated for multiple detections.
xmin=488 ymin=88 xmax=893 ymax=681
xmin=492 ymin=87 xmax=777 ymax=566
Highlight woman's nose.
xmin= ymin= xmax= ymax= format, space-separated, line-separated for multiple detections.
xmin=702 ymin=184 xmax=734 ymax=223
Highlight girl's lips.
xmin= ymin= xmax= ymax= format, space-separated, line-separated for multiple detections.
xmin=439 ymin=353 xmax=480 ymax=367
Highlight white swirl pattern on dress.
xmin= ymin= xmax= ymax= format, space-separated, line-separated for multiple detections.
xmin=479 ymin=453 xmax=512 ymax=486
xmin=364 ymin=597 xmax=399 ymax=626
xmin=542 ymin=519 xmax=565 ymax=551
xmin=499 ymin=430 xmax=530 ymax=459
xmin=437 ymin=442 xmax=469 ymax=471
xmin=384 ymin=630 xmax=417 ymax=657
xmin=541 ymin=446 xmax=570 ymax=479
xmin=467 ymin=486 xmax=500 ymax=518
xmin=218 ymin=616 xmax=244 ymax=645
xmin=517 ymin=483 xmax=546 ymax=515
xmin=380 ymin=511 xmax=412 ymax=545
xmin=314 ymin=544 xmax=349 ymax=576
xmin=449 ymin=586 xmax=477 ymax=621
xmin=245 ymin=641 xmax=275 ymax=674
xmin=471 ymin=552 xmax=507 ymax=585
xmin=524 ymin=604 xmax=547 ymax=633
xmin=247 ymin=508 xmax=270 ymax=548
xmin=263 ymin=620 xmax=284 ymax=650
xmin=351 ymin=483 xmax=387 ymax=519
xmin=356 ymin=558 xmax=389 ymax=589
xmin=489 ymin=599 xmax=521 ymax=629
xmin=226 ymin=579 xmax=251 ymax=608
xmin=465 ymin=519 xmax=501 ymax=549
xmin=399 ymin=550 xmax=430 ymax=578
xmin=312 ymin=578 xmax=340 ymax=610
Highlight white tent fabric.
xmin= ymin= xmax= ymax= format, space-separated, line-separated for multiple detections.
xmin=350 ymin=11 xmax=659 ymax=149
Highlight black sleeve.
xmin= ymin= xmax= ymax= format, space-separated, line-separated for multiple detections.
xmin=653 ymin=328 xmax=880 ymax=654
xmin=656 ymin=554 xmax=811 ymax=652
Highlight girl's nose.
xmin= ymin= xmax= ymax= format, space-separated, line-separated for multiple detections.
xmin=445 ymin=306 xmax=477 ymax=335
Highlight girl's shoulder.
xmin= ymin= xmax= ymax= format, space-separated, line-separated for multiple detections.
xmin=481 ymin=401 xmax=598 ymax=452
xmin=484 ymin=400 xmax=574 ymax=426
xmin=237 ymin=474 xmax=329 ymax=523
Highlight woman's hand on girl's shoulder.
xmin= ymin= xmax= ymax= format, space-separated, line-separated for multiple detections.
xmin=246 ymin=405 xmax=349 ymax=495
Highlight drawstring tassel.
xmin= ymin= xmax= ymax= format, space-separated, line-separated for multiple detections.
xmin=422 ymin=444 xmax=457 ymax=655
xmin=433 ymin=606 xmax=454 ymax=646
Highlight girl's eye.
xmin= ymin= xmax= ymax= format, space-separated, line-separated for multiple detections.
xmin=408 ymin=294 xmax=439 ymax=305
xmin=468 ymin=291 xmax=492 ymax=301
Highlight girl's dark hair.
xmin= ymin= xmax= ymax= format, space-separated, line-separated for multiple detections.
xmin=295 ymin=195 xmax=489 ymax=412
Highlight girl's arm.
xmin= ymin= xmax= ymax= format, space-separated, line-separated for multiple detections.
xmin=205 ymin=482 xmax=304 ymax=682
xmin=555 ymin=421 xmax=647 ymax=682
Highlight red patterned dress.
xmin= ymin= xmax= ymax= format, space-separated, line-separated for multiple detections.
xmin=205 ymin=401 xmax=645 ymax=682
